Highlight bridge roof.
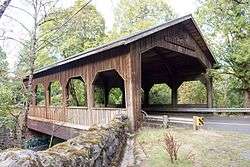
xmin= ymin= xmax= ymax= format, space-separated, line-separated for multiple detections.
xmin=32 ymin=14 xmax=216 ymax=77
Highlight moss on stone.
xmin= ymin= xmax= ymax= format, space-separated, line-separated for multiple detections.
xmin=0 ymin=116 xmax=128 ymax=167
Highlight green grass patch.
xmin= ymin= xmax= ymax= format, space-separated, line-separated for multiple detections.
xmin=137 ymin=127 xmax=250 ymax=167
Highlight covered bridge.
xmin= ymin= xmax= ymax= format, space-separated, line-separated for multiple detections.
xmin=24 ymin=15 xmax=216 ymax=139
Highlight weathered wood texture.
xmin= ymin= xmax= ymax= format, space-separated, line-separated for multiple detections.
xmin=29 ymin=106 xmax=126 ymax=127
xmin=26 ymin=19 xmax=215 ymax=135
xmin=27 ymin=118 xmax=83 ymax=140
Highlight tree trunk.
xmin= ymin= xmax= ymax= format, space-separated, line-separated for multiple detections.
xmin=69 ymin=82 xmax=79 ymax=106
xmin=0 ymin=0 xmax=11 ymax=18
xmin=244 ymin=89 xmax=250 ymax=108
xmin=21 ymin=71 xmax=34 ymax=142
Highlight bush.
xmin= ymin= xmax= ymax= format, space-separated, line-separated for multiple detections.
xmin=164 ymin=131 xmax=181 ymax=163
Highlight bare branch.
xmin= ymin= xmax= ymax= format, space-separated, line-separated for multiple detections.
xmin=0 ymin=0 xmax=12 ymax=19
xmin=38 ymin=17 xmax=56 ymax=26
xmin=3 ymin=15 xmax=32 ymax=35
xmin=8 ymin=5 xmax=34 ymax=18
xmin=37 ymin=0 xmax=93 ymax=50
xmin=232 ymin=0 xmax=248 ymax=4
xmin=0 ymin=36 xmax=30 ymax=48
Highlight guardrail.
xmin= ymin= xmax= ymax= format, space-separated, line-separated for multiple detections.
xmin=142 ymin=110 xmax=204 ymax=130
xmin=143 ymin=107 xmax=250 ymax=113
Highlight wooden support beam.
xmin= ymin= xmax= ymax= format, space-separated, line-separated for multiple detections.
xmin=169 ymin=81 xmax=182 ymax=108
xmin=104 ymin=86 xmax=110 ymax=107
xmin=87 ymin=83 xmax=94 ymax=108
xmin=171 ymin=86 xmax=178 ymax=107
xmin=45 ymin=84 xmax=49 ymax=118
xmin=143 ymin=86 xmax=151 ymax=108
xmin=121 ymin=86 xmax=126 ymax=108
xmin=206 ymin=76 xmax=213 ymax=108
xmin=126 ymin=42 xmax=142 ymax=130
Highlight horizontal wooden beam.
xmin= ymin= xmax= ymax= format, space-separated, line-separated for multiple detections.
xmin=27 ymin=117 xmax=87 ymax=140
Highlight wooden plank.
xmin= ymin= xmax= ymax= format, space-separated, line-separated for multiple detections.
xmin=27 ymin=117 xmax=88 ymax=140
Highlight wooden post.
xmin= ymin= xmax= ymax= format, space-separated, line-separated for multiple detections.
xmin=163 ymin=115 xmax=169 ymax=127
xmin=193 ymin=116 xmax=198 ymax=130
xmin=244 ymin=89 xmax=250 ymax=108
xmin=104 ymin=87 xmax=110 ymax=107
xmin=87 ymin=81 xmax=94 ymax=108
xmin=126 ymin=42 xmax=141 ymax=131
xmin=62 ymin=83 xmax=67 ymax=122
xmin=86 ymin=74 xmax=94 ymax=125
xmin=171 ymin=86 xmax=178 ymax=107
xmin=122 ymin=86 xmax=125 ymax=108
xmin=206 ymin=76 xmax=213 ymax=108
xmin=143 ymin=86 xmax=151 ymax=107
xmin=45 ymin=83 xmax=50 ymax=119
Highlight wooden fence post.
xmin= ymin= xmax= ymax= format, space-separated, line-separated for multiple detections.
xmin=193 ymin=116 xmax=198 ymax=130
xmin=163 ymin=115 xmax=169 ymax=127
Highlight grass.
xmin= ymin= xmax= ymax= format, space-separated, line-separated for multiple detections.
xmin=136 ymin=127 xmax=250 ymax=167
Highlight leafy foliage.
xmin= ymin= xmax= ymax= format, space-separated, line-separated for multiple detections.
xmin=178 ymin=81 xmax=207 ymax=104
xmin=149 ymin=84 xmax=171 ymax=104
xmin=67 ymin=78 xmax=87 ymax=106
xmin=49 ymin=81 xmax=62 ymax=106
xmin=94 ymin=87 xmax=105 ymax=107
xmin=112 ymin=0 xmax=176 ymax=38
xmin=0 ymin=47 xmax=13 ymax=116
xmin=108 ymin=88 xmax=123 ymax=106
xmin=39 ymin=0 xmax=106 ymax=60
xmin=196 ymin=0 xmax=250 ymax=106
xmin=35 ymin=84 xmax=45 ymax=106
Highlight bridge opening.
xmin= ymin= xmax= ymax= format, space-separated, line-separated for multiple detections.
xmin=35 ymin=83 xmax=45 ymax=106
xmin=149 ymin=84 xmax=171 ymax=105
xmin=66 ymin=76 xmax=87 ymax=107
xmin=49 ymin=81 xmax=63 ymax=106
xmin=141 ymin=46 xmax=211 ymax=114
xmin=178 ymin=81 xmax=207 ymax=106
xmin=93 ymin=69 xmax=125 ymax=108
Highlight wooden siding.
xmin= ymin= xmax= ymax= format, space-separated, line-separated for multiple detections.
xmin=29 ymin=106 xmax=127 ymax=127
xmin=27 ymin=20 xmax=215 ymax=135
xmin=138 ymin=25 xmax=211 ymax=69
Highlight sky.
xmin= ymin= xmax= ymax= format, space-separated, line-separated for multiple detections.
xmin=0 ymin=0 xmax=199 ymax=70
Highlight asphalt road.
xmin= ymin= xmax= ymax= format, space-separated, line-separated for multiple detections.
xmin=164 ymin=113 xmax=250 ymax=134
xmin=203 ymin=116 xmax=250 ymax=134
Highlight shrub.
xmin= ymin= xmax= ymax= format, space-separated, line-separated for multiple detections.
xmin=164 ymin=131 xmax=181 ymax=163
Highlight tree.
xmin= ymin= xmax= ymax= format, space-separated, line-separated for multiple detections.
xmin=149 ymin=84 xmax=171 ymax=104
xmin=108 ymin=0 xmax=176 ymax=105
xmin=0 ymin=47 xmax=12 ymax=116
xmin=1 ymin=0 xmax=95 ymax=140
xmin=0 ymin=47 xmax=8 ymax=78
xmin=35 ymin=0 xmax=105 ymax=105
xmin=0 ymin=0 xmax=11 ymax=19
xmin=196 ymin=0 xmax=250 ymax=107
xmin=39 ymin=0 xmax=105 ymax=59
xmin=178 ymin=81 xmax=207 ymax=104
xmin=112 ymin=0 xmax=176 ymax=38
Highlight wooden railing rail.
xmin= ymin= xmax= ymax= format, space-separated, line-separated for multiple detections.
xmin=29 ymin=106 xmax=127 ymax=127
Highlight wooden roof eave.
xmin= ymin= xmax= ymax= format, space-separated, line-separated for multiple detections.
xmin=25 ymin=14 xmax=216 ymax=81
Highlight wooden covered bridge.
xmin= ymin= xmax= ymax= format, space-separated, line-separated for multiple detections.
xmin=24 ymin=15 xmax=216 ymax=139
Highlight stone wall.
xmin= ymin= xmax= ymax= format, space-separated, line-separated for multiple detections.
xmin=0 ymin=116 xmax=128 ymax=167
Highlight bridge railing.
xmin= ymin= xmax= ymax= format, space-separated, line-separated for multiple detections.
xmin=29 ymin=106 xmax=127 ymax=128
